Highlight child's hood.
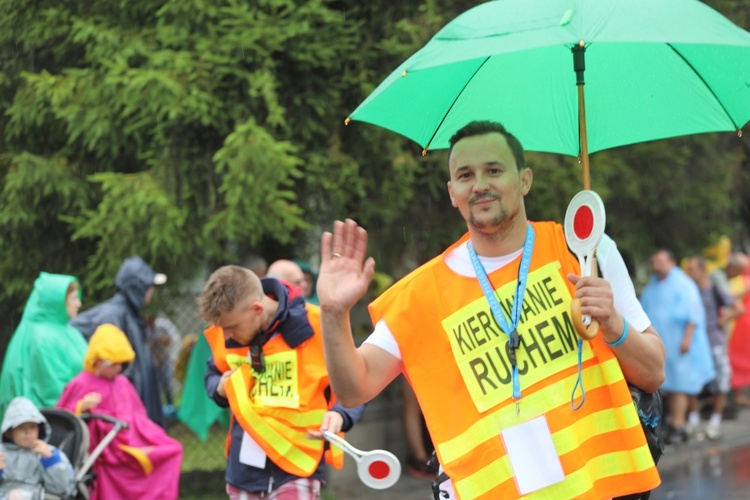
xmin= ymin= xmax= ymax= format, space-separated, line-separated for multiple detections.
xmin=1 ymin=396 xmax=50 ymax=441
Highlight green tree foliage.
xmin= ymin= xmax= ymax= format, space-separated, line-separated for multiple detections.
xmin=1 ymin=0 xmax=749 ymax=353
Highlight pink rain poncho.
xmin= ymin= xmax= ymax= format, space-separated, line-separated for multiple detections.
xmin=57 ymin=324 xmax=182 ymax=499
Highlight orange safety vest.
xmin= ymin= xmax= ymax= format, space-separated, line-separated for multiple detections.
xmin=369 ymin=221 xmax=660 ymax=499
xmin=204 ymin=303 xmax=344 ymax=476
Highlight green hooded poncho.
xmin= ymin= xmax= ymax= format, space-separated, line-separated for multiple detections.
xmin=0 ymin=272 xmax=88 ymax=415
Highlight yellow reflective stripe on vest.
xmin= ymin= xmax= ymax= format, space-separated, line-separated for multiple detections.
xmin=258 ymin=406 xmax=327 ymax=429
xmin=452 ymin=455 xmax=510 ymax=499
xmin=225 ymin=353 xmax=250 ymax=370
xmin=228 ymin=368 xmax=321 ymax=476
xmin=264 ymin=415 xmax=325 ymax=454
xmin=453 ymin=445 xmax=655 ymax=499
xmin=451 ymin=401 xmax=643 ymax=499
xmin=553 ymin=402 xmax=640 ymax=455
xmin=438 ymin=357 xmax=624 ymax=465
xmin=541 ymin=446 xmax=655 ymax=499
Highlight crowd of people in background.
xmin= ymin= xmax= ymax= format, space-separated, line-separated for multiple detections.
xmin=0 ymin=255 xmax=184 ymax=498
xmin=643 ymin=247 xmax=750 ymax=444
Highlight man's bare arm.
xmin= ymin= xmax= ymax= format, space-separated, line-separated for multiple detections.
xmin=320 ymin=309 xmax=401 ymax=407
xmin=318 ymin=219 xmax=402 ymax=407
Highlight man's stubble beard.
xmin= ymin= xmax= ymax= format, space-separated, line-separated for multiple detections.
xmin=469 ymin=199 xmax=519 ymax=240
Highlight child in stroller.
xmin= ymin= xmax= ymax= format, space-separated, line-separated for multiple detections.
xmin=41 ymin=408 xmax=128 ymax=500
xmin=0 ymin=397 xmax=75 ymax=500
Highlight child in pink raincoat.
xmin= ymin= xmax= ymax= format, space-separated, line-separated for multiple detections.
xmin=57 ymin=324 xmax=183 ymax=499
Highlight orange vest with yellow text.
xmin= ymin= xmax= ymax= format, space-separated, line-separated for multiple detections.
xmin=204 ymin=303 xmax=344 ymax=476
xmin=369 ymin=221 xmax=659 ymax=499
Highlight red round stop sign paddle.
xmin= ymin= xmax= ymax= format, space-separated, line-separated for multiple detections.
xmin=564 ymin=190 xmax=606 ymax=340
xmin=323 ymin=430 xmax=402 ymax=489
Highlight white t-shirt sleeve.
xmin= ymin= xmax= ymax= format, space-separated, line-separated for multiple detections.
xmin=596 ymin=233 xmax=651 ymax=333
xmin=363 ymin=319 xmax=404 ymax=361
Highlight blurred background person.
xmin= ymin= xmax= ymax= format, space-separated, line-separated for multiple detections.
xmin=70 ymin=255 xmax=167 ymax=427
xmin=640 ymin=249 xmax=715 ymax=443
xmin=241 ymin=254 xmax=268 ymax=278
xmin=57 ymin=324 xmax=183 ymax=500
xmin=402 ymin=379 xmax=434 ymax=479
xmin=726 ymin=253 xmax=750 ymax=407
xmin=686 ymin=256 xmax=742 ymax=439
xmin=146 ymin=314 xmax=183 ymax=423
xmin=0 ymin=272 xmax=86 ymax=415
xmin=266 ymin=259 xmax=307 ymax=291
xmin=294 ymin=259 xmax=319 ymax=305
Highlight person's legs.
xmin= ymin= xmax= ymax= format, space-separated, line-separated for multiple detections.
xmin=685 ymin=395 xmax=700 ymax=436
xmin=402 ymin=378 xmax=434 ymax=479
xmin=667 ymin=392 xmax=690 ymax=443
xmin=708 ymin=345 xmax=732 ymax=439
xmin=226 ymin=480 xmax=321 ymax=500
xmin=272 ymin=479 xmax=321 ymax=500
xmin=706 ymin=392 xmax=727 ymax=439
xmin=669 ymin=393 xmax=689 ymax=428
xmin=226 ymin=483 xmax=253 ymax=500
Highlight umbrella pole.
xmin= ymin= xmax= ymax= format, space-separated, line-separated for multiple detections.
xmin=578 ymin=85 xmax=591 ymax=190
xmin=573 ymin=42 xmax=591 ymax=190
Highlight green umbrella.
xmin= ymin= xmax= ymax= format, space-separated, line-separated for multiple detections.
xmin=346 ymin=0 xmax=750 ymax=189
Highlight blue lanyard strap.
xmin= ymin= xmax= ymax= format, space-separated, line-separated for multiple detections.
xmin=468 ymin=223 xmax=535 ymax=403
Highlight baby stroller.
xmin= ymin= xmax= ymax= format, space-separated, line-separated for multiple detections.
xmin=39 ymin=408 xmax=128 ymax=500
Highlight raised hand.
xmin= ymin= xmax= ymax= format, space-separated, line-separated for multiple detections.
xmin=317 ymin=219 xmax=376 ymax=313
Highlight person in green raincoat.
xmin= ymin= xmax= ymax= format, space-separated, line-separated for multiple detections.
xmin=0 ymin=272 xmax=86 ymax=414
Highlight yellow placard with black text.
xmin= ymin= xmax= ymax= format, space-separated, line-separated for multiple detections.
xmin=250 ymin=350 xmax=300 ymax=409
xmin=442 ymin=261 xmax=593 ymax=413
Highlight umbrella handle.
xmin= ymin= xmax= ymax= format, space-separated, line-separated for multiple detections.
xmin=579 ymin=252 xmax=599 ymax=339
xmin=570 ymin=252 xmax=599 ymax=340
xmin=570 ymin=298 xmax=599 ymax=340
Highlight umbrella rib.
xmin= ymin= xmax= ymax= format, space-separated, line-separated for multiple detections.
xmin=666 ymin=43 xmax=741 ymax=131
xmin=424 ymin=57 xmax=491 ymax=152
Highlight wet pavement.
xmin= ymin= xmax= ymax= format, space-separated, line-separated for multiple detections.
xmin=328 ymin=408 xmax=750 ymax=499
xmin=652 ymin=446 xmax=750 ymax=499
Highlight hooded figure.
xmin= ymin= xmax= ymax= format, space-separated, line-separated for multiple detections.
xmin=0 ymin=272 xmax=87 ymax=415
xmin=70 ymin=256 xmax=165 ymax=426
xmin=293 ymin=259 xmax=319 ymax=305
xmin=57 ymin=324 xmax=182 ymax=500
xmin=0 ymin=396 xmax=75 ymax=497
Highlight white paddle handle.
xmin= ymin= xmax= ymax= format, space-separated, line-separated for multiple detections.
xmin=323 ymin=430 xmax=364 ymax=462
xmin=578 ymin=253 xmax=594 ymax=325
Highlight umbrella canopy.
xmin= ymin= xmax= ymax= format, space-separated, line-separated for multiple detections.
xmin=348 ymin=0 xmax=750 ymax=163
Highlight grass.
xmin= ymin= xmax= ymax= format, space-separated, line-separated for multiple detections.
xmin=168 ymin=422 xmax=227 ymax=498
xmin=168 ymin=421 xmax=227 ymax=472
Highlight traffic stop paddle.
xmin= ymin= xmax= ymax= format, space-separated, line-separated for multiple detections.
xmin=322 ymin=430 xmax=402 ymax=489
xmin=564 ymin=190 xmax=606 ymax=340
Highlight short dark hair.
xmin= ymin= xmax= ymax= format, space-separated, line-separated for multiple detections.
xmin=448 ymin=121 xmax=526 ymax=170
xmin=652 ymin=248 xmax=675 ymax=263
xmin=690 ymin=256 xmax=707 ymax=270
